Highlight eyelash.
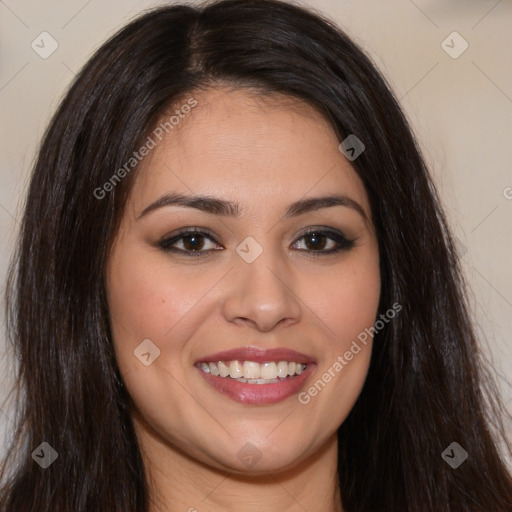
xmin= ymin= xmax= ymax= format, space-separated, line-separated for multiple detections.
xmin=157 ymin=227 xmax=357 ymax=257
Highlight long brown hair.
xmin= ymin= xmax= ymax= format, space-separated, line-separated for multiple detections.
xmin=1 ymin=1 xmax=511 ymax=510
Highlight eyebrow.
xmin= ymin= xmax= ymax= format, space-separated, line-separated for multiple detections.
xmin=137 ymin=192 xmax=369 ymax=224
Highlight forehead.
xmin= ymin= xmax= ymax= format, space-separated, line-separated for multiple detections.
xmin=129 ymin=86 xmax=371 ymax=221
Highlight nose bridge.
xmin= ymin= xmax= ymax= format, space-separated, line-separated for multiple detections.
xmin=221 ymin=235 xmax=301 ymax=331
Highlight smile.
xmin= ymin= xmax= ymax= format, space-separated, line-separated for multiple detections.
xmin=197 ymin=360 xmax=307 ymax=382
xmin=195 ymin=347 xmax=316 ymax=404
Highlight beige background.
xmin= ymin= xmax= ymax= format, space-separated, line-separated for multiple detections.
xmin=1 ymin=0 xmax=511 ymax=458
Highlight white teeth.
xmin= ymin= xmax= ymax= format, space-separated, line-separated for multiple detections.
xmin=260 ymin=362 xmax=277 ymax=380
xmin=277 ymin=361 xmax=289 ymax=378
xmin=229 ymin=360 xmax=243 ymax=378
xmin=198 ymin=360 xmax=308 ymax=380
xmin=218 ymin=360 xmax=230 ymax=377
xmin=243 ymin=361 xmax=260 ymax=379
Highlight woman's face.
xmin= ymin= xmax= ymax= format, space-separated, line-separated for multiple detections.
xmin=106 ymin=87 xmax=381 ymax=474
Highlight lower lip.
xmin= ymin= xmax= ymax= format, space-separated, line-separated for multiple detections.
xmin=196 ymin=364 xmax=316 ymax=405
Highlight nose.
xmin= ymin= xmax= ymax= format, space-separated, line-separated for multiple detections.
xmin=221 ymin=244 xmax=302 ymax=332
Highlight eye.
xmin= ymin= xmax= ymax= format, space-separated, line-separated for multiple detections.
xmin=291 ymin=228 xmax=356 ymax=255
xmin=158 ymin=227 xmax=357 ymax=257
xmin=158 ymin=228 xmax=223 ymax=256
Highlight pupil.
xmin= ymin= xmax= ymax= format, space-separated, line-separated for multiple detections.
xmin=184 ymin=235 xmax=203 ymax=251
xmin=306 ymin=232 xmax=325 ymax=250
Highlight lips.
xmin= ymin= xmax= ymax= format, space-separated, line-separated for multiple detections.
xmin=194 ymin=346 xmax=316 ymax=405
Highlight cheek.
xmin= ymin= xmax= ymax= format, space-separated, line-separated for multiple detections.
xmin=106 ymin=246 xmax=204 ymax=371
xmin=307 ymin=248 xmax=381 ymax=351
xmin=106 ymin=249 xmax=211 ymax=438
xmin=294 ymin=247 xmax=380 ymax=421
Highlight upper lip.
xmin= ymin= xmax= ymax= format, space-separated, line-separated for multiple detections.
xmin=195 ymin=346 xmax=315 ymax=365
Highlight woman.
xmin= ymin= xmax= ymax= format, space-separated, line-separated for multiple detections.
xmin=1 ymin=0 xmax=511 ymax=510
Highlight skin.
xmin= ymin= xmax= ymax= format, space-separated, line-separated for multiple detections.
xmin=106 ymin=86 xmax=381 ymax=512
